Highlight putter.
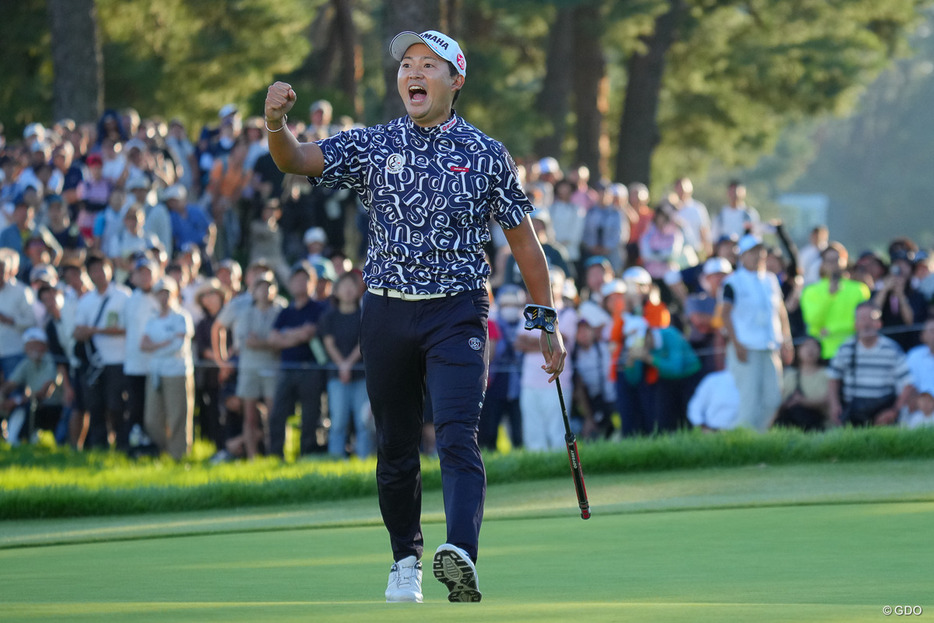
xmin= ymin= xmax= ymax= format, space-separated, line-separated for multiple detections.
xmin=523 ymin=304 xmax=591 ymax=520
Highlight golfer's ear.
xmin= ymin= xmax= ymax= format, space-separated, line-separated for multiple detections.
xmin=452 ymin=74 xmax=465 ymax=92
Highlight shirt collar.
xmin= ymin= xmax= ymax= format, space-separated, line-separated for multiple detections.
xmin=405 ymin=111 xmax=460 ymax=137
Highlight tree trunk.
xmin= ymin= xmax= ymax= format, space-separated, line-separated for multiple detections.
xmin=381 ymin=0 xmax=441 ymax=122
xmin=47 ymin=0 xmax=103 ymax=124
xmin=614 ymin=0 xmax=684 ymax=186
xmin=572 ymin=3 xmax=609 ymax=179
xmin=332 ymin=0 xmax=361 ymax=118
xmin=533 ymin=6 xmax=574 ymax=160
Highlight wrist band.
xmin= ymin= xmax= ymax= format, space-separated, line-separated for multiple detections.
xmin=265 ymin=114 xmax=287 ymax=133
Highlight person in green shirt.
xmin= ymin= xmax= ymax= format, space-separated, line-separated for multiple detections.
xmin=800 ymin=243 xmax=871 ymax=360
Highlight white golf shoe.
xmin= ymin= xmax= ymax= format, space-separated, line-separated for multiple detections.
xmin=385 ymin=555 xmax=423 ymax=603
xmin=433 ymin=543 xmax=482 ymax=602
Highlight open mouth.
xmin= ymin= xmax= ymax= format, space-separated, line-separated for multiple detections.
xmin=408 ymin=84 xmax=427 ymax=104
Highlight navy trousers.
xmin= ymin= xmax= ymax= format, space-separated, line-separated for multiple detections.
xmin=360 ymin=288 xmax=489 ymax=563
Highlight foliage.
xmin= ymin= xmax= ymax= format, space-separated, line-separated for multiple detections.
xmin=2 ymin=426 xmax=933 ymax=520
xmin=0 ymin=0 xmax=54 ymax=129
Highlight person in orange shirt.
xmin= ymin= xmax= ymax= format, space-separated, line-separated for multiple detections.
xmin=610 ymin=266 xmax=672 ymax=436
xmin=206 ymin=139 xmax=251 ymax=258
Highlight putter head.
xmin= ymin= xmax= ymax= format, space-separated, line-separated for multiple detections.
xmin=523 ymin=304 xmax=558 ymax=334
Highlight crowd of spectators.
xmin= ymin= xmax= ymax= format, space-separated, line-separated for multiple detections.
xmin=1 ymin=103 xmax=933 ymax=461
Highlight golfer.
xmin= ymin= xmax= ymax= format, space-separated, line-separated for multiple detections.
xmin=265 ymin=29 xmax=565 ymax=603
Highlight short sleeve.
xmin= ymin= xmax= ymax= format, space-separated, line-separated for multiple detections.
xmin=308 ymin=128 xmax=368 ymax=196
xmin=489 ymin=146 xmax=534 ymax=230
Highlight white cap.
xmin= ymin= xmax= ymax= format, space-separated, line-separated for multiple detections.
xmin=390 ymin=30 xmax=467 ymax=77
xmin=23 ymin=327 xmax=48 ymax=344
xmin=702 ymin=257 xmax=734 ymax=276
xmin=737 ymin=234 xmax=764 ymax=255
xmin=23 ymin=123 xmax=44 ymax=139
xmin=600 ymin=279 xmax=627 ymax=298
xmin=577 ymin=300 xmax=611 ymax=328
xmin=622 ymin=266 xmax=652 ymax=286
xmin=219 ymin=103 xmax=238 ymax=119
xmin=303 ymin=227 xmax=327 ymax=245
xmin=162 ymin=184 xmax=187 ymax=202
xmin=154 ymin=277 xmax=178 ymax=294
xmin=537 ymin=157 xmax=561 ymax=175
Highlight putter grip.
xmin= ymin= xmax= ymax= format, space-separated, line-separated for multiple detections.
xmin=566 ymin=434 xmax=591 ymax=520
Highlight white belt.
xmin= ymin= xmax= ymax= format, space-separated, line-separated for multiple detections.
xmin=368 ymin=287 xmax=450 ymax=301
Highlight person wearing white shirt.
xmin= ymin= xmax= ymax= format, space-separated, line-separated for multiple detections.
xmin=711 ymin=180 xmax=761 ymax=241
xmin=547 ymin=180 xmax=586 ymax=264
xmin=0 ymin=248 xmax=37 ymax=378
xmin=123 ymin=259 xmax=161 ymax=451
xmin=72 ymin=255 xmax=131 ymax=450
xmin=687 ymin=369 xmax=740 ymax=430
xmin=673 ymin=177 xmax=711 ymax=259
xmin=719 ymin=234 xmax=793 ymax=432
xmin=903 ymin=391 xmax=934 ymax=429
xmin=141 ymin=277 xmax=194 ymax=460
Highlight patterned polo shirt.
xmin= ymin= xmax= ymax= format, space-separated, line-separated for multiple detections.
xmin=309 ymin=113 xmax=533 ymax=294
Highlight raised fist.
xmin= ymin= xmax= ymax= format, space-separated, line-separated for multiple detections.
xmin=265 ymin=81 xmax=296 ymax=122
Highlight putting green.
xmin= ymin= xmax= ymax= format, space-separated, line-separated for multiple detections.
xmin=1 ymin=461 xmax=932 ymax=622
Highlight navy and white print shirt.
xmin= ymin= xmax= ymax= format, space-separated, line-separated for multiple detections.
xmin=309 ymin=114 xmax=533 ymax=294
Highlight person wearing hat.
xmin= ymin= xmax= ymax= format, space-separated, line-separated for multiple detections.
xmin=1 ymin=326 xmax=66 ymax=445
xmin=571 ymin=300 xmax=616 ymax=440
xmin=265 ymin=28 xmax=565 ymax=603
xmin=719 ymin=234 xmax=794 ymax=432
xmin=712 ymin=180 xmax=761 ymax=241
xmin=0 ymin=194 xmax=63 ymax=282
xmin=123 ymin=257 xmax=161 ymax=453
xmin=685 ymin=257 xmax=733 ymax=374
xmin=193 ymin=278 xmax=229 ymax=451
xmin=140 ymin=277 xmax=195 ymax=460
xmin=581 ymin=184 xmax=629 ymax=275
xmin=265 ymin=261 xmax=328 ymax=458
xmin=308 ymin=99 xmax=335 ymax=141
xmin=46 ymin=193 xmax=87 ymax=266
xmin=163 ymin=184 xmax=214 ymax=258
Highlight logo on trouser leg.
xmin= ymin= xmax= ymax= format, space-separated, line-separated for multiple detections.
xmin=468 ymin=337 xmax=483 ymax=351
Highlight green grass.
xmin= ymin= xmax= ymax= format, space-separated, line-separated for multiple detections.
xmin=3 ymin=426 xmax=934 ymax=520
xmin=1 ymin=461 xmax=932 ymax=622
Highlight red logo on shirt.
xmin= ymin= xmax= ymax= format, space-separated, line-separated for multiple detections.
xmin=450 ymin=166 xmax=470 ymax=173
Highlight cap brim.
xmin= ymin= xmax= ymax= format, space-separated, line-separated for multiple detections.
xmin=390 ymin=32 xmax=427 ymax=62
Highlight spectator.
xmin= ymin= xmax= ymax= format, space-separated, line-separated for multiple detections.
xmin=493 ymin=210 xmax=570 ymax=289
xmin=800 ymin=243 xmax=871 ymax=360
xmin=572 ymin=300 xmax=615 ymax=440
xmin=38 ymin=284 xmax=78 ymax=446
xmin=206 ymin=138 xmax=250 ymax=258
xmin=1 ymin=327 xmax=66 ymax=445
xmin=719 ymin=234 xmax=794 ymax=432
xmin=238 ymin=270 xmax=285 ymax=458
xmin=639 ymin=205 xmax=684 ymax=281
xmin=626 ymin=182 xmax=653 ymax=255
xmin=123 ymin=258 xmax=161 ymax=454
xmin=141 ymin=277 xmax=195 ymax=460
xmin=165 ymin=184 xmax=215 ymax=257
xmin=905 ymin=318 xmax=934 ymax=396
xmin=266 ymin=262 xmax=327 ymax=458
xmin=249 ymin=198 xmax=288 ymax=284
xmin=307 ymin=99 xmax=336 ymax=141
xmin=0 ymin=195 xmax=62 ymax=281
xmin=92 ymin=187 xmax=127 ymax=255
xmin=478 ymin=285 xmax=526 ymax=450
xmin=547 ymin=179 xmax=585 ymax=272
xmin=0 ymin=248 xmax=37 ymax=379
xmin=516 ymin=268 xmax=576 ymax=451
xmin=44 ymin=194 xmax=86 ymax=266
xmin=192 ymin=278 xmax=228 ymax=451
xmin=72 ymin=255 xmax=131 ymax=449
xmin=711 ymin=180 xmax=761 ymax=240
xmin=685 ymin=257 xmax=731 ymax=374
xmin=610 ymin=266 xmax=671 ymax=436
xmin=579 ymin=256 xmax=614 ymax=306
xmin=687 ymin=369 xmax=740 ymax=431
xmin=632 ymin=324 xmax=702 ymax=431
xmin=580 ymin=183 xmax=628 ymax=274
xmin=799 ymin=225 xmax=829 ymax=286
xmin=107 ymin=205 xmax=160 ymax=283
xmin=775 ymin=336 xmax=830 ymax=431
xmin=165 ymin=119 xmax=198 ymax=194
xmin=827 ymin=302 xmax=913 ymax=427
xmin=903 ymin=390 xmax=934 ymax=429
xmin=874 ymin=250 xmax=928 ymax=351
xmin=672 ymin=177 xmax=711 ymax=260
xmin=319 ymin=270 xmax=371 ymax=458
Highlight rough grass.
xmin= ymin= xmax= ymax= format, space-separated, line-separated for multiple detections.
xmin=2 ymin=426 xmax=933 ymax=520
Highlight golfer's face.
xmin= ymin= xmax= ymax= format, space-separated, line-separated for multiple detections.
xmin=397 ymin=43 xmax=462 ymax=128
